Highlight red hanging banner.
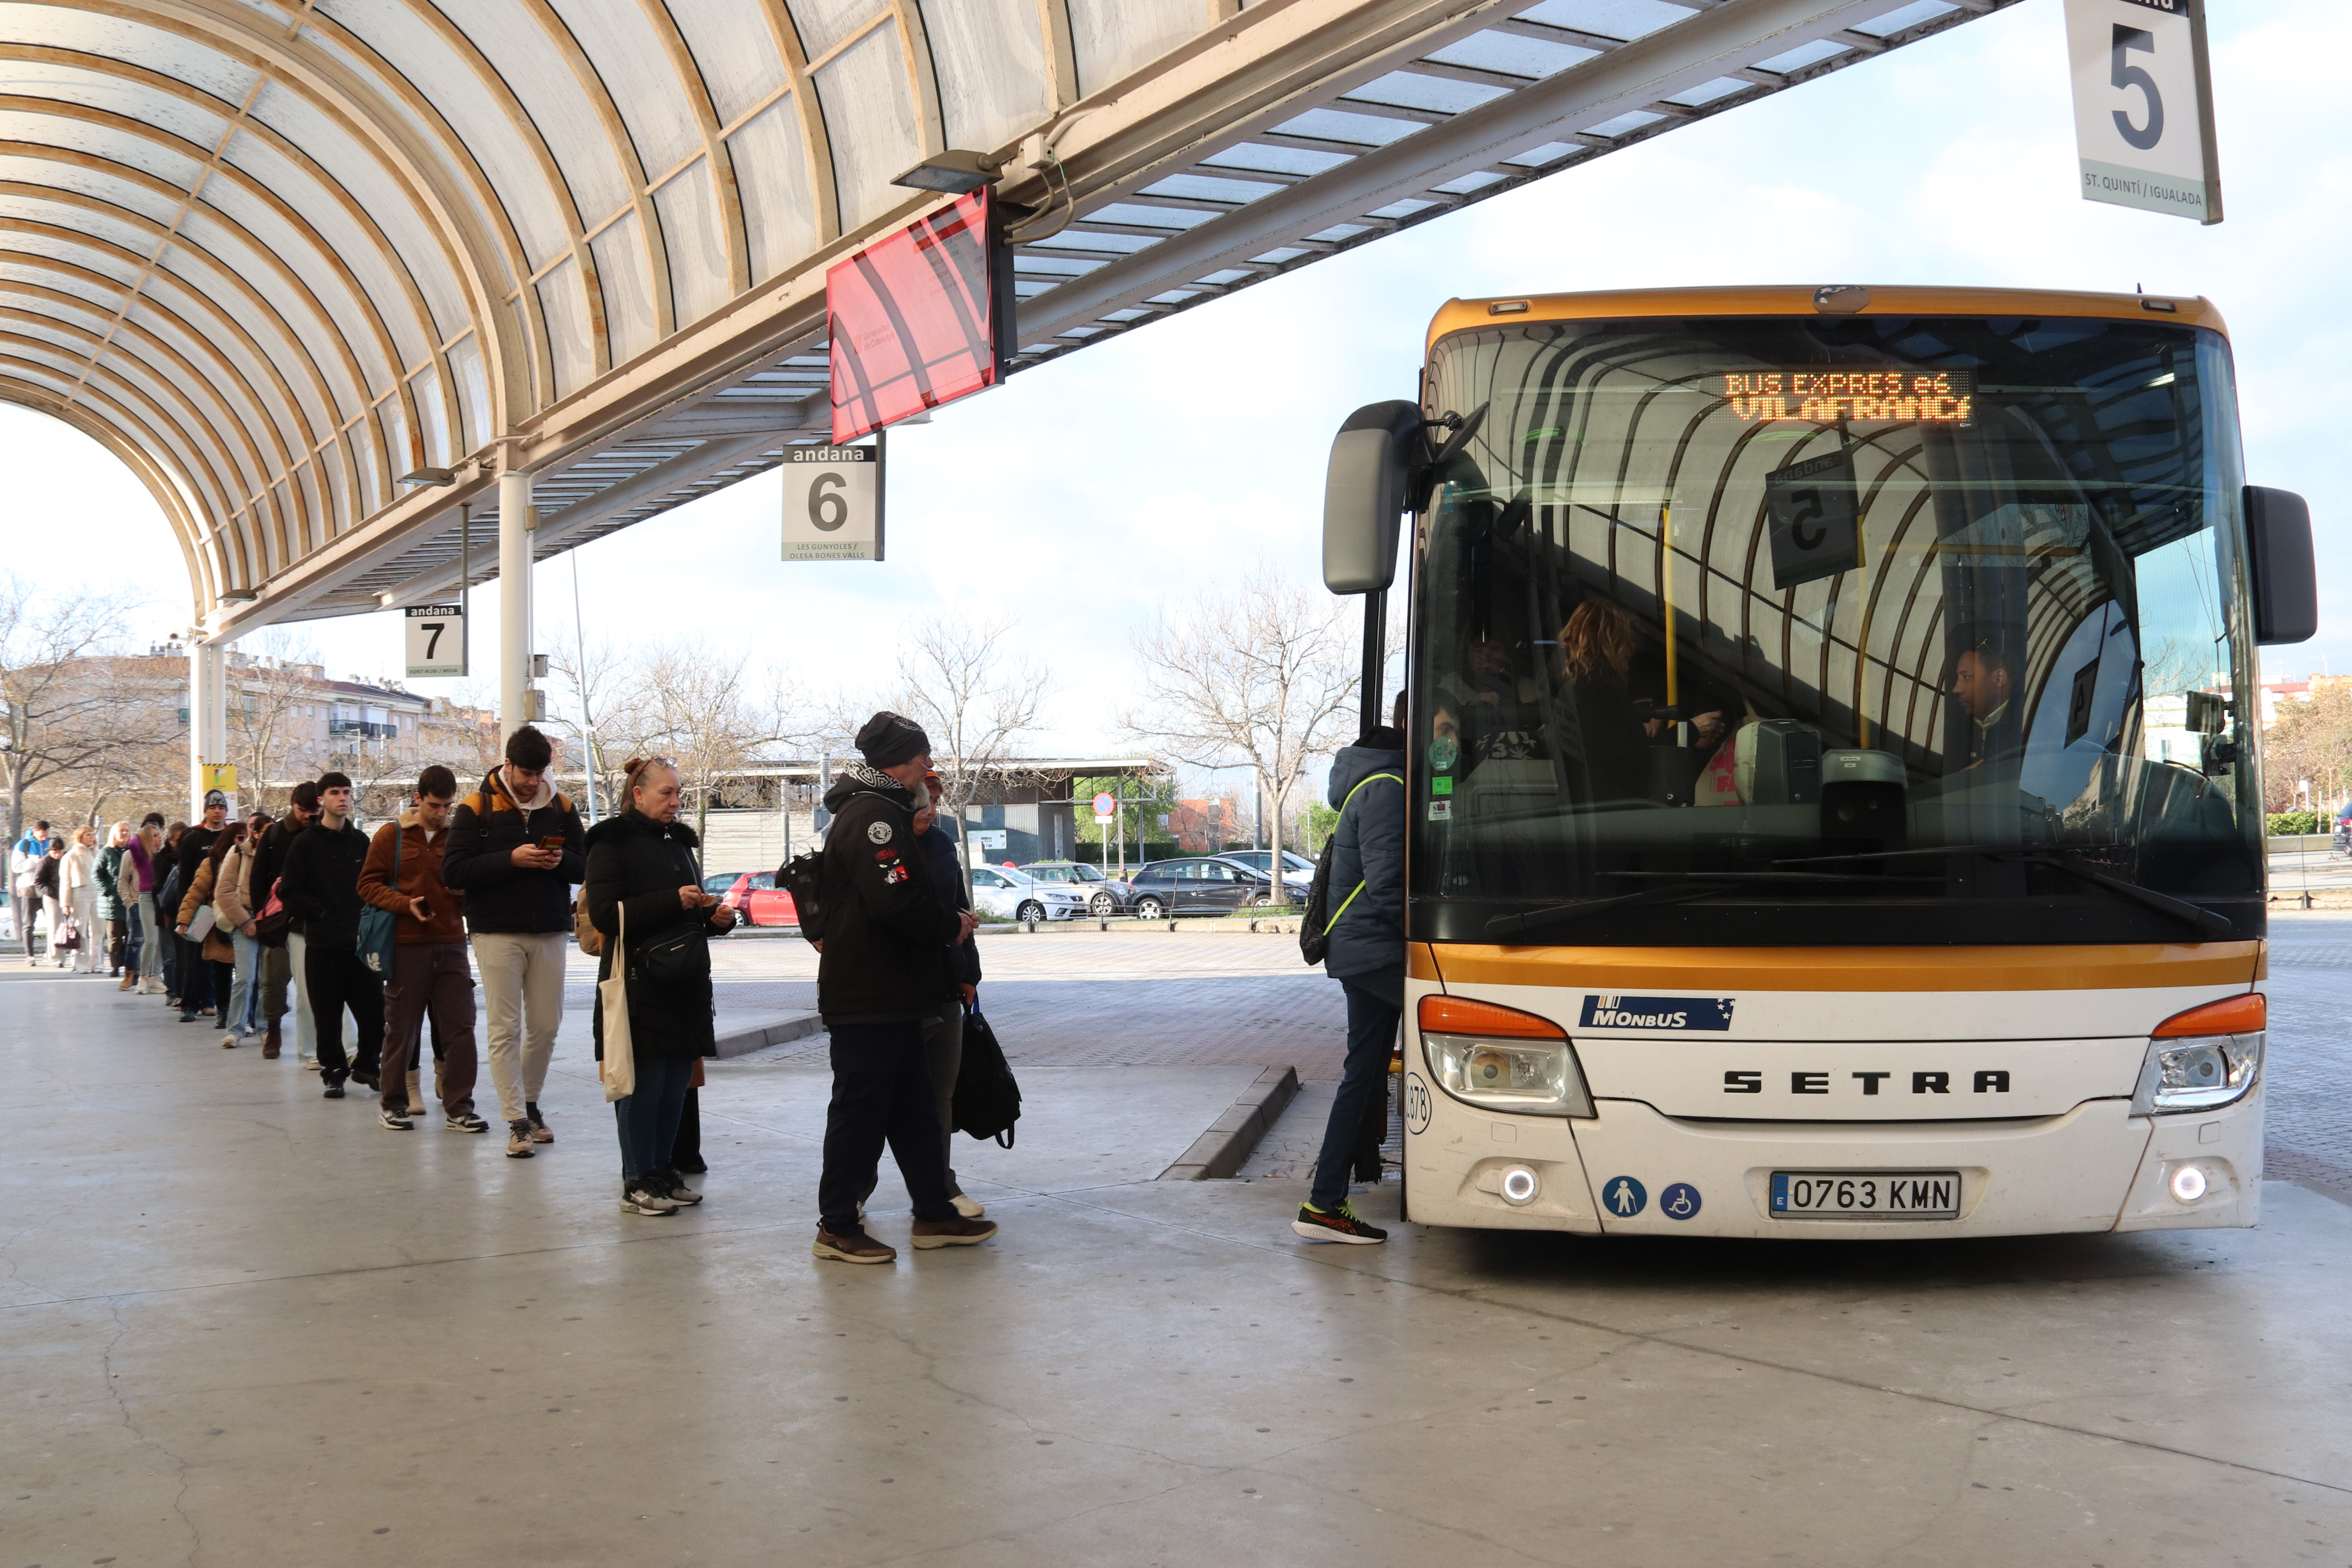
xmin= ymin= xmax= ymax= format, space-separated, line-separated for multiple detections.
xmin=827 ymin=189 xmax=1012 ymax=444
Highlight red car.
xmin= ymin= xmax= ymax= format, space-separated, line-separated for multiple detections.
xmin=721 ymin=872 xmax=799 ymax=927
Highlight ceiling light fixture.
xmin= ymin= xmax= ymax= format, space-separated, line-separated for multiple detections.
xmin=398 ymin=466 xmax=456 ymax=486
xmin=889 ymin=149 xmax=1010 ymax=195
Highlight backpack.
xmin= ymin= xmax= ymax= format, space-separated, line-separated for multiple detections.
xmin=777 ymin=846 xmax=825 ymax=946
xmin=1298 ymin=836 xmax=1341 ymax=965
xmin=1298 ymin=770 xmax=1403 ymax=967
xmin=356 ymin=823 xmax=402 ymax=977
xmin=951 ymin=1009 xmax=1022 ymax=1147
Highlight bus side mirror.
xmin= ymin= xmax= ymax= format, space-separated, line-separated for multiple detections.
xmin=1322 ymin=400 xmax=1424 ymax=594
xmin=2245 ymin=486 xmax=2317 ymax=645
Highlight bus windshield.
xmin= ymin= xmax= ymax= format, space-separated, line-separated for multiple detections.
xmin=1412 ymin=313 xmax=2263 ymax=948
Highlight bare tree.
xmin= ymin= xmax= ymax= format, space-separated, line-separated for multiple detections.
xmin=546 ymin=625 xmax=632 ymax=821
xmin=621 ymin=640 xmax=777 ymax=843
xmin=892 ymin=619 xmax=1050 ymax=858
xmin=1124 ymin=568 xmax=1360 ymax=901
xmin=225 ymin=631 xmax=324 ymax=811
xmin=0 ymin=577 xmax=173 ymax=839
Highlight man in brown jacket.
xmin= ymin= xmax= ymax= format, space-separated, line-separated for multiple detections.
xmin=359 ymin=765 xmax=487 ymax=1134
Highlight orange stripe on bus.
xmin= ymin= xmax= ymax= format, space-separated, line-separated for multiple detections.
xmin=1426 ymin=942 xmax=2261 ymax=993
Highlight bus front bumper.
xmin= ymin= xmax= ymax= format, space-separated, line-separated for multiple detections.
xmin=1403 ymin=1086 xmax=2261 ymax=1239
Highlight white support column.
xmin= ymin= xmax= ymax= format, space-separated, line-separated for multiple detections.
xmin=498 ymin=467 xmax=534 ymax=739
xmin=187 ymin=639 xmax=226 ymax=818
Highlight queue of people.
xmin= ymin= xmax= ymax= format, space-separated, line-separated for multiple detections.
xmin=20 ymin=716 xmax=1014 ymax=1254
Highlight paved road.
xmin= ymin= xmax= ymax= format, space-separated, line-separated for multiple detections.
xmin=2257 ymin=911 xmax=2352 ymax=1191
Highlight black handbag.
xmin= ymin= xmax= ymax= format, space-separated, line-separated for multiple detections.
xmin=630 ymin=837 xmax=713 ymax=986
xmin=952 ymin=1009 xmax=1021 ymax=1148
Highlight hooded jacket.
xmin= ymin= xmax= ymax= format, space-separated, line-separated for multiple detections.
xmin=95 ymin=844 xmax=126 ymax=922
xmin=584 ymin=809 xmax=723 ymax=1061
xmin=440 ymin=766 xmax=586 ymax=934
xmin=1322 ymin=736 xmax=1407 ymax=1002
xmin=358 ymin=807 xmax=467 ymax=944
xmin=815 ymin=766 xmax=962 ymax=1025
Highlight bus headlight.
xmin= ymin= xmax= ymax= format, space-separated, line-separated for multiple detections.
xmin=1418 ymin=995 xmax=1594 ymax=1118
xmin=2129 ymin=1032 xmax=2262 ymax=1115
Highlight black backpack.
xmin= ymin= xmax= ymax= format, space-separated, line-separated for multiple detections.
xmin=952 ymin=1009 xmax=1021 ymax=1147
xmin=777 ymin=846 xmax=824 ymax=946
xmin=1298 ymin=835 xmax=1341 ymax=966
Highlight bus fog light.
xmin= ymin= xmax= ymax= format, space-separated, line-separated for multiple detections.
xmin=1500 ymin=1166 xmax=1540 ymax=1206
xmin=2130 ymin=1032 xmax=2262 ymax=1115
xmin=2168 ymin=1163 xmax=2210 ymax=1204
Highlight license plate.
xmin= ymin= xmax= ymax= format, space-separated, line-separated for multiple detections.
xmin=1770 ymin=1170 xmax=1961 ymax=1219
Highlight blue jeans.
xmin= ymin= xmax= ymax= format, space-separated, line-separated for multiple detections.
xmin=1311 ymin=980 xmax=1403 ymax=1210
xmin=613 ymin=1056 xmax=695 ymax=1183
xmin=227 ymin=930 xmax=263 ymax=1036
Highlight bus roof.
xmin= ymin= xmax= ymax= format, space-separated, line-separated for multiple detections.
xmin=1426 ymin=285 xmax=2225 ymax=355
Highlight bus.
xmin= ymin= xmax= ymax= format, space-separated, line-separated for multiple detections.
xmin=1320 ymin=285 xmax=2315 ymax=1239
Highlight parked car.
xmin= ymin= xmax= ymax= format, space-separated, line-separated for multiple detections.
xmin=701 ymin=872 xmax=741 ymax=900
xmin=1124 ymin=857 xmax=1278 ymax=918
xmin=1215 ymin=849 xmax=1315 ymax=899
xmin=1018 ymin=861 xmax=1134 ymax=916
xmin=720 ymin=870 xmax=798 ymax=927
xmin=969 ymin=864 xmax=1088 ymax=922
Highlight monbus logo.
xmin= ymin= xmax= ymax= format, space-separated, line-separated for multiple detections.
xmin=1580 ymin=994 xmax=1736 ymax=1032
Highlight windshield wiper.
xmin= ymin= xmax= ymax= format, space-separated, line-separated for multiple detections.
xmin=1773 ymin=845 xmax=2229 ymax=938
xmin=1483 ymin=870 xmax=1935 ymax=939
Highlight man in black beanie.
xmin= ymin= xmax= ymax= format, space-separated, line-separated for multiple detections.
xmin=809 ymin=711 xmax=997 ymax=1262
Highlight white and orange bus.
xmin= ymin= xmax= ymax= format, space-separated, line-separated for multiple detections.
xmin=1321 ymin=285 xmax=2314 ymax=1238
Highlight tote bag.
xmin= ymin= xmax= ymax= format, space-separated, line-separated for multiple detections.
xmin=600 ymin=901 xmax=635 ymax=1102
xmin=356 ymin=824 xmax=401 ymax=977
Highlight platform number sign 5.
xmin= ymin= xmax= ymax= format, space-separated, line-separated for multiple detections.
xmin=782 ymin=440 xmax=884 ymax=562
xmin=404 ymin=603 xmax=465 ymax=678
xmin=2064 ymin=0 xmax=2222 ymax=224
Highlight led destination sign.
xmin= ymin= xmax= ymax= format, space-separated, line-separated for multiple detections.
xmin=1722 ymin=368 xmax=1975 ymax=426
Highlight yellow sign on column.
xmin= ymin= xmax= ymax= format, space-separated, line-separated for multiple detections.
xmin=201 ymin=764 xmax=237 ymax=793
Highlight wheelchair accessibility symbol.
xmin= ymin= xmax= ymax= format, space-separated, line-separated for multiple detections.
xmin=1660 ymin=1182 xmax=1702 ymax=1221
xmin=1602 ymin=1176 xmax=1646 ymax=1217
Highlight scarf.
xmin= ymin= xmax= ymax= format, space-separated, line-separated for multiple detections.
xmin=842 ymin=761 xmax=910 ymax=797
xmin=128 ymin=837 xmax=154 ymax=891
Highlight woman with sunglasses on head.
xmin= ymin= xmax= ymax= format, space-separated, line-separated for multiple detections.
xmin=584 ymin=756 xmax=736 ymax=1216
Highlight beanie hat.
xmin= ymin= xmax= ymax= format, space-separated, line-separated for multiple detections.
xmin=855 ymin=711 xmax=931 ymax=769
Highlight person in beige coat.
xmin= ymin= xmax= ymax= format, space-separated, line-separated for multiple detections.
xmin=213 ymin=824 xmax=268 ymax=1048
xmin=62 ymin=827 xmax=102 ymax=973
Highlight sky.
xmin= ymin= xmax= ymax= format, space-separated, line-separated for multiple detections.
xmin=4 ymin=0 xmax=2345 ymax=785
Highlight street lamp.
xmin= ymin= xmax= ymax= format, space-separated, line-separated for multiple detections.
xmin=397 ymin=467 xmax=456 ymax=487
xmin=889 ymin=149 xmax=1009 ymax=194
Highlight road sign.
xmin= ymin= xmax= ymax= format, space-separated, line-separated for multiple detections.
xmin=2065 ymin=0 xmax=2221 ymax=224
xmin=1092 ymin=792 xmax=1116 ymax=815
xmin=782 ymin=442 xmax=884 ymax=561
xmin=404 ymin=604 xmax=466 ymax=677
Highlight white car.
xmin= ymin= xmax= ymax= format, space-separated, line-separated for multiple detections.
xmin=968 ymin=864 xmax=1088 ymax=922
xmin=1018 ymin=861 xmax=1134 ymax=916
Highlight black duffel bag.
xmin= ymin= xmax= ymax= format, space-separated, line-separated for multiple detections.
xmin=952 ymin=1009 xmax=1021 ymax=1148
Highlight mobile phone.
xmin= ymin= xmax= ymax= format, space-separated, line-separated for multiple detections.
xmin=414 ymin=899 xmax=431 ymax=918
xmin=539 ymin=835 xmax=564 ymax=852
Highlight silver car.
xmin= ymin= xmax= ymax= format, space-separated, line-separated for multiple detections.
xmin=1018 ymin=861 xmax=1133 ymax=916
xmin=968 ymin=864 xmax=1088 ymax=922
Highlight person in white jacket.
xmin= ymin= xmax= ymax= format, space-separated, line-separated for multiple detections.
xmin=63 ymin=826 xmax=101 ymax=973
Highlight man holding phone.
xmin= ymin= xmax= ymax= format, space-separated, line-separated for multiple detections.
xmin=442 ymin=725 xmax=586 ymax=1158
xmin=360 ymin=765 xmax=486 ymax=1133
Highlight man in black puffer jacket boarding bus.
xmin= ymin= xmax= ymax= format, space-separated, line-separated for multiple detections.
xmin=809 ymin=712 xmax=997 ymax=1265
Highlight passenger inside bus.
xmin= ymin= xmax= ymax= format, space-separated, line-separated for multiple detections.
xmin=1951 ymin=638 xmax=2022 ymax=769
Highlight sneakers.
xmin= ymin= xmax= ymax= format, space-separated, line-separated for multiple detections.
xmin=444 ymin=1111 xmax=489 ymax=1134
xmin=526 ymin=1103 xmax=553 ymax=1144
xmin=910 ymin=1217 xmax=998 ymax=1250
xmin=619 ymin=1182 xmax=678 ymax=1216
xmin=1292 ymin=1202 xmax=1388 ymax=1244
xmin=950 ymin=1193 xmax=987 ymax=1219
xmin=321 ymin=1080 xmax=346 ymax=1099
xmin=220 ymin=1032 xmax=239 ymax=1049
xmin=379 ymin=1108 xmax=413 ymax=1130
xmin=812 ymin=1229 xmax=896 ymax=1264
xmin=646 ymin=1169 xmax=701 ymax=1206
xmin=504 ymin=1122 xmax=536 ymax=1158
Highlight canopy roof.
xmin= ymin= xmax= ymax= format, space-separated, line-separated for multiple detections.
xmin=0 ymin=0 xmax=2013 ymax=635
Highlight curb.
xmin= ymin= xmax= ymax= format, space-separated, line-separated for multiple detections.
xmin=712 ymin=1009 xmax=824 ymax=1059
xmin=1158 ymin=1065 xmax=1301 ymax=1180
